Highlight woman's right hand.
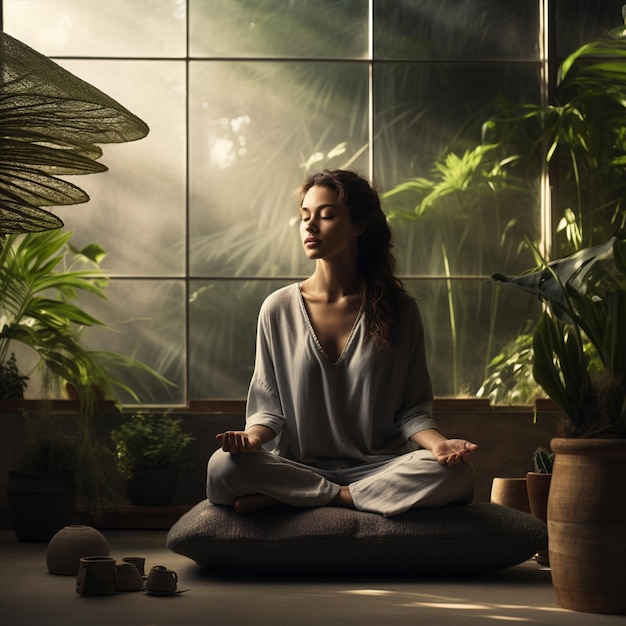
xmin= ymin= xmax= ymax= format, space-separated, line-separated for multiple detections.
xmin=215 ymin=430 xmax=263 ymax=454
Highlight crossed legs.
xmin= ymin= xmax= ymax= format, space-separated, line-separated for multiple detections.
xmin=206 ymin=448 xmax=474 ymax=517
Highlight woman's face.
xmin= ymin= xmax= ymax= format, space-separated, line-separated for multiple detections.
xmin=299 ymin=185 xmax=361 ymax=262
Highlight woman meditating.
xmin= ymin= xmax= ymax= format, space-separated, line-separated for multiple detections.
xmin=207 ymin=169 xmax=478 ymax=516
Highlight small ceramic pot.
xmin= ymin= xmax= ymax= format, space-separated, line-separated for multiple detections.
xmin=76 ymin=556 xmax=117 ymax=596
xmin=490 ymin=477 xmax=531 ymax=515
xmin=115 ymin=562 xmax=144 ymax=592
xmin=122 ymin=556 xmax=146 ymax=577
xmin=47 ymin=525 xmax=110 ymax=576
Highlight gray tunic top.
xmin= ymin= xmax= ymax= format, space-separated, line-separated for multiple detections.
xmin=245 ymin=283 xmax=437 ymax=467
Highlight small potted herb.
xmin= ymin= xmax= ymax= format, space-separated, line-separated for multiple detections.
xmin=110 ymin=411 xmax=194 ymax=506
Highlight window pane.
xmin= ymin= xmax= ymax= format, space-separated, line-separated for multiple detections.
xmin=406 ymin=279 xmax=541 ymax=398
xmin=374 ymin=0 xmax=540 ymax=60
xmin=189 ymin=61 xmax=369 ymax=277
xmin=554 ymin=0 xmax=625 ymax=59
xmin=375 ymin=63 xmax=541 ymax=277
xmin=190 ymin=0 xmax=368 ymax=59
xmin=52 ymin=60 xmax=186 ymax=277
xmin=189 ymin=280 xmax=291 ymax=398
xmin=81 ymin=280 xmax=186 ymax=405
xmin=3 ymin=0 xmax=186 ymax=57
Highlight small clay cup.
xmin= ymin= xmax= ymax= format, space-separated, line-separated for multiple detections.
xmin=115 ymin=562 xmax=144 ymax=592
xmin=122 ymin=557 xmax=146 ymax=577
xmin=76 ymin=556 xmax=117 ymax=596
xmin=146 ymin=565 xmax=178 ymax=596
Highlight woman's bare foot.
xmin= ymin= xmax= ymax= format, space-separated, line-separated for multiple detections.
xmin=329 ymin=486 xmax=354 ymax=509
xmin=234 ymin=494 xmax=281 ymax=514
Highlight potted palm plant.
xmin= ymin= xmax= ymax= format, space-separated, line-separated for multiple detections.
xmin=492 ymin=233 xmax=626 ymax=614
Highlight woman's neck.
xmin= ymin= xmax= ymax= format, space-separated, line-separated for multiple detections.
xmin=302 ymin=261 xmax=361 ymax=302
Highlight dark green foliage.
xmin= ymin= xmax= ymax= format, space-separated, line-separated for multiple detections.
xmin=0 ymin=229 xmax=172 ymax=408
xmin=16 ymin=415 xmax=78 ymax=474
xmin=110 ymin=412 xmax=194 ymax=480
xmin=13 ymin=410 xmax=125 ymax=518
xmin=514 ymin=237 xmax=626 ymax=438
xmin=0 ymin=353 xmax=29 ymax=399
xmin=482 ymin=11 xmax=626 ymax=405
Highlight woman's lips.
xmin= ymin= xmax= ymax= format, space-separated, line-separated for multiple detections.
xmin=304 ymin=238 xmax=320 ymax=248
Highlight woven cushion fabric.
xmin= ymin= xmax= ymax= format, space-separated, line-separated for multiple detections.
xmin=167 ymin=501 xmax=547 ymax=577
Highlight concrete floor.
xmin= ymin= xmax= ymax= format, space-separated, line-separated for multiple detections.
xmin=0 ymin=529 xmax=623 ymax=626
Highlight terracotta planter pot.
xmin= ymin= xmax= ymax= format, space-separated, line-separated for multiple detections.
xmin=548 ymin=438 xmax=626 ymax=615
xmin=490 ymin=477 xmax=531 ymax=514
xmin=526 ymin=472 xmax=551 ymax=566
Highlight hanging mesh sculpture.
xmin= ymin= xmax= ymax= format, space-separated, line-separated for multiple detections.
xmin=0 ymin=31 xmax=149 ymax=234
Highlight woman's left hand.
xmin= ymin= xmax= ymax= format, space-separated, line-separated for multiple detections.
xmin=430 ymin=439 xmax=478 ymax=467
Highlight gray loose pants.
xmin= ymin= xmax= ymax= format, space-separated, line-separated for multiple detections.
xmin=207 ymin=448 xmax=475 ymax=517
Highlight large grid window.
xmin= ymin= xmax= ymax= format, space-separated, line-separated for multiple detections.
xmin=2 ymin=0 xmax=624 ymax=405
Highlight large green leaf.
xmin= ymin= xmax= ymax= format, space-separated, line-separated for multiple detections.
xmin=532 ymin=313 xmax=591 ymax=427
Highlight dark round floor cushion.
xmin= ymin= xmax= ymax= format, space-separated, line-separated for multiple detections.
xmin=167 ymin=500 xmax=547 ymax=577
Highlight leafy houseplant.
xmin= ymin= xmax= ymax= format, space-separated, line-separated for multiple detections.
xmin=494 ymin=235 xmax=626 ymax=440
xmin=492 ymin=234 xmax=626 ymax=614
xmin=383 ymin=9 xmax=626 ymax=403
xmin=0 ymin=228 xmax=170 ymax=408
xmin=110 ymin=411 xmax=194 ymax=506
xmin=479 ymin=16 xmax=626 ymax=405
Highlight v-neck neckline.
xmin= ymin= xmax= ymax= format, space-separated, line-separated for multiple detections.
xmin=296 ymin=283 xmax=363 ymax=365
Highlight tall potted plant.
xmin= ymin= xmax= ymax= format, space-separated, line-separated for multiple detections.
xmin=492 ymin=233 xmax=626 ymax=614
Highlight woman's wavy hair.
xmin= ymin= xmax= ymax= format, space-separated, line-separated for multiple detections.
xmin=298 ymin=169 xmax=405 ymax=349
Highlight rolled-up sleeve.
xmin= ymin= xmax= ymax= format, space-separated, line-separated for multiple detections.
xmin=244 ymin=304 xmax=285 ymax=436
